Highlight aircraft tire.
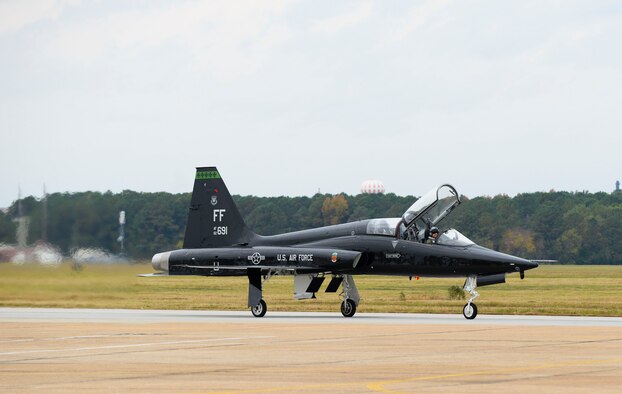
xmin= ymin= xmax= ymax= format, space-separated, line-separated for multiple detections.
xmin=341 ymin=299 xmax=356 ymax=317
xmin=251 ymin=299 xmax=267 ymax=317
xmin=463 ymin=303 xmax=478 ymax=320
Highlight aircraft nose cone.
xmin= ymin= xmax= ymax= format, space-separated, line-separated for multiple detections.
xmin=504 ymin=254 xmax=539 ymax=271
xmin=506 ymin=255 xmax=538 ymax=272
xmin=472 ymin=246 xmax=538 ymax=273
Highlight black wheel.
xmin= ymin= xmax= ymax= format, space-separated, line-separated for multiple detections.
xmin=341 ymin=299 xmax=356 ymax=317
xmin=251 ymin=299 xmax=267 ymax=317
xmin=463 ymin=303 xmax=478 ymax=320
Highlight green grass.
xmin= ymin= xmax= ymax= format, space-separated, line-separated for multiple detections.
xmin=1 ymin=262 xmax=621 ymax=316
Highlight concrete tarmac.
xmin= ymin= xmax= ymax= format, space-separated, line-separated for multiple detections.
xmin=1 ymin=308 xmax=621 ymax=393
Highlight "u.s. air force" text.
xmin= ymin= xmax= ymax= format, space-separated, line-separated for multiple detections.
xmin=277 ymin=254 xmax=314 ymax=262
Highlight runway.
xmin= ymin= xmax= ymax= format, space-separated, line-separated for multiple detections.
xmin=2 ymin=308 xmax=622 ymax=393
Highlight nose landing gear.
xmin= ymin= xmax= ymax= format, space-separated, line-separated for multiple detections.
xmin=462 ymin=302 xmax=478 ymax=319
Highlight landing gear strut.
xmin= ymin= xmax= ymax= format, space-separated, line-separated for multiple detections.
xmin=340 ymin=275 xmax=360 ymax=317
xmin=462 ymin=275 xmax=479 ymax=320
xmin=247 ymin=268 xmax=267 ymax=317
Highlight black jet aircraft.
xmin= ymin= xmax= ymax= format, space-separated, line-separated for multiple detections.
xmin=147 ymin=167 xmax=538 ymax=319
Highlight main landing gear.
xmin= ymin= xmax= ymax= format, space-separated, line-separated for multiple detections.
xmin=462 ymin=275 xmax=479 ymax=320
xmin=341 ymin=299 xmax=356 ymax=317
xmin=247 ymin=270 xmax=362 ymax=318
xmin=340 ymin=275 xmax=360 ymax=317
xmin=247 ymin=268 xmax=266 ymax=318
xmin=251 ymin=299 xmax=267 ymax=317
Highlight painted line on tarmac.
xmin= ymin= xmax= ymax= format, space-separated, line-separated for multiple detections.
xmin=0 ymin=335 xmax=274 ymax=356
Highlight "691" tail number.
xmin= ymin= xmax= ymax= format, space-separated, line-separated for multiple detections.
xmin=213 ymin=226 xmax=228 ymax=236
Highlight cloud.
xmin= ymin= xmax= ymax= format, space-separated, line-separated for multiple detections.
xmin=311 ymin=1 xmax=373 ymax=35
xmin=0 ymin=0 xmax=78 ymax=37
xmin=41 ymin=0 xmax=294 ymax=79
xmin=388 ymin=0 xmax=451 ymax=43
xmin=2 ymin=0 xmax=622 ymax=206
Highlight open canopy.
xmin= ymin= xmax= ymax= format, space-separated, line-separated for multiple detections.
xmin=402 ymin=184 xmax=461 ymax=232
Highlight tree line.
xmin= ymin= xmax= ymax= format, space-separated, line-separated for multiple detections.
xmin=1 ymin=189 xmax=620 ymax=264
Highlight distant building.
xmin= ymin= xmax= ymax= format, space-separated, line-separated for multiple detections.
xmin=614 ymin=180 xmax=621 ymax=194
xmin=360 ymin=180 xmax=385 ymax=194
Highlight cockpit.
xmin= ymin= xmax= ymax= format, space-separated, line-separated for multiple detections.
xmin=364 ymin=184 xmax=470 ymax=247
xmin=366 ymin=218 xmax=402 ymax=236
xmin=435 ymin=228 xmax=475 ymax=246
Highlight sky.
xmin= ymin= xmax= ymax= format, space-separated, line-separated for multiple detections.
xmin=1 ymin=0 xmax=621 ymax=208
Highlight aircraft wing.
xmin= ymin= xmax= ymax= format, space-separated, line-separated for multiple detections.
xmin=137 ymin=273 xmax=169 ymax=277
xmin=175 ymin=264 xmax=325 ymax=273
xmin=158 ymin=247 xmax=362 ymax=275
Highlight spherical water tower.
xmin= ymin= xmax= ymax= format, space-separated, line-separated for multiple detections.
xmin=360 ymin=180 xmax=385 ymax=194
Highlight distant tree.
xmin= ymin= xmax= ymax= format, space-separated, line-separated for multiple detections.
xmin=306 ymin=194 xmax=326 ymax=228
xmin=322 ymin=194 xmax=349 ymax=225
xmin=0 ymin=211 xmax=16 ymax=244
xmin=500 ymin=228 xmax=537 ymax=258
xmin=0 ymin=188 xmax=620 ymax=263
xmin=348 ymin=205 xmax=371 ymax=222
xmin=245 ymin=201 xmax=288 ymax=235
xmin=554 ymin=228 xmax=582 ymax=264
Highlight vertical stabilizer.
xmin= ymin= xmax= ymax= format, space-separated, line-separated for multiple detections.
xmin=183 ymin=167 xmax=254 ymax=248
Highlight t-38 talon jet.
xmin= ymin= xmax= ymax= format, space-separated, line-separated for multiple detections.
xmin=147 ymin=167 xmax=538 ymax=319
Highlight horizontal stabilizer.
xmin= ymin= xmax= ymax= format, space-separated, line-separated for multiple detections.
xmin=137 ymin=273 xmax=169 ymax=277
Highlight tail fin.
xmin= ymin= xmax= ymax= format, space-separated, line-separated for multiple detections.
xmin=183 ymin=167 xmax=254 ymax=248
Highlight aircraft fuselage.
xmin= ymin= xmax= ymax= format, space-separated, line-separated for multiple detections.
xmin=155 ymin=219 xmax=536 ymax=278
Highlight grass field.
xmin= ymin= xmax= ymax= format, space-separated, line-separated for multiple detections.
xmin=1 ymin=262 xmax=621 ymax=316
